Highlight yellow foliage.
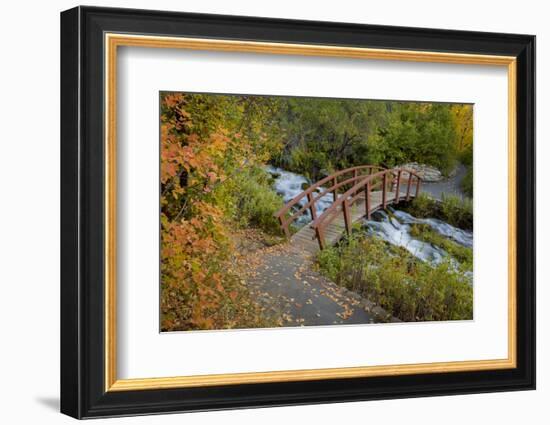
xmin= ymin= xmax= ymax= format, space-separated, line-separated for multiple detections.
xmin=451 ymin=104 xmax=473 ymax=152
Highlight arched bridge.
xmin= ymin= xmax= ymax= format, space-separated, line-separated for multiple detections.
xmin=274 ymin=165 xmax=423 ymax=252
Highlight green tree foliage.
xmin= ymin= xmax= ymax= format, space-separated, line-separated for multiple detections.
xmin=271 ymin=98 xmax=466 ymax=179
xmin=272 ymin=98 xmax=387 ymax=180
xmin=373 ymin=103 xmax=458 ymax=175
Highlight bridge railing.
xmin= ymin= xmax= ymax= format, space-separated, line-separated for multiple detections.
xmin=309 ymin=168 xmax=422 ymax=249
xmin=273 ymin=165 xmax=385 ymax=238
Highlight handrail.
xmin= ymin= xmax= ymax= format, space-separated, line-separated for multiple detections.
xmin=274 ymin=165 xmax=385 ymax=218
xmin=284 ymin=173 xmax=377 ymax=228
xmin=310 ymin=169 xmax=388 ymax=229
xmin=273 ymin=165 xmax=385 ymax=237
xmin=309 ymin=167 xmax=422 ymax=249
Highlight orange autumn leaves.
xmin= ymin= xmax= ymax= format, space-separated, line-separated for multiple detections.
xmin=160 ymin=92 xmax=270 ymax=331
xmin=160 ymin=97 xmax=226 ymax=199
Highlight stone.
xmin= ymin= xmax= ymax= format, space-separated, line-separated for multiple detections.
xmin=400 ymin=162 xmax=443 ymax=182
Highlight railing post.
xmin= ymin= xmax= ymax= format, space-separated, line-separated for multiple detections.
xmin=278 ymin=216 xmax=290 ymax=238
xmin=365 ymin=181 xmax=371 ymax=219
xmin=315 ymin=226 xmax=326 ymax=250
xmin=415 ymin=177 xmax=422 ymax=197
xmin=343 ymin=200 xmax=352 ymax=235
xmin=306 ymin=192 xmax=317 ymax=221
xmin=395 ymin=170 xmax=401 ymax=203
xmin=333 ymin=177 xmax=338 ymax=202
xmin=382 ymin=173 xmax=387 ymax=209
xmin=406 ymin=172 xmax=413 ymax=201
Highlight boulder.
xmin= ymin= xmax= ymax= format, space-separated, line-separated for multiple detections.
xmin=400 ymin=162 xmax=443 ymax=182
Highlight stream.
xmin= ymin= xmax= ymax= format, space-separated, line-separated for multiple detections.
xmin=266 ymin=165 xmax=334 ymax=226
xmin=363 ymin=209 xmax=471 ymax=265
xmin=266 ymin=165 xmax=473 ymax=266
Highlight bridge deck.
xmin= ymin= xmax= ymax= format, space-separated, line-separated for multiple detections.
xmin=290 ymin=190 xmax=411 ymax=254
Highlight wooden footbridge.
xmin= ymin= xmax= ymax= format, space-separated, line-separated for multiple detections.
xmin=274 ymin=165 xmax=423 ymax=252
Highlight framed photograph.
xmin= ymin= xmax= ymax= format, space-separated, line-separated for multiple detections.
xmin=60 ymin=6 xmax=535 ymax=419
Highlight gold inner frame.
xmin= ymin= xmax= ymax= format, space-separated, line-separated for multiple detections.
xmin=104 ymin=33 xmax=517 ymax=392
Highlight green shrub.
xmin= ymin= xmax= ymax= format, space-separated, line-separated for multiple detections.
xmin=220 ymin=167 xmax=284 ymax=235
xmin=404 ymin=193 xmax=473 ymax=230
xmin=461 ymin=165 xmax=473 ymax=198
xmin=406 ymin=193 xmax=439 ymax=217
xmin=317 ymin=245 xmax=344 ymax=282
xmin=316 ymin=234 xmax=473 ymax=322
xmin=460 ymin=143 xmax=473 ymax=167
xmin=440 ymin=194 xmax=473 ymax=230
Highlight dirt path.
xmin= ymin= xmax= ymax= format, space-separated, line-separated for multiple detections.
xmin=421 ymin=164 xmax=467 ymax=200
xmin=240 ymin=242 xmax=395 ymax=327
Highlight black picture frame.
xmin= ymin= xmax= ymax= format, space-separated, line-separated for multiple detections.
xmin=61 ymin=5 xmax=535 ymax=419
